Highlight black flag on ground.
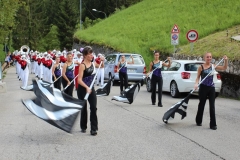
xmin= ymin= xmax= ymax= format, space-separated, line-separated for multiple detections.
xmin=96 ymin=77 xmax=114 ymax=96
xmin=111 ymin=82 xmax=140 ymax=104
xmin=162 ymin=93 xmax=191 ymax=124
xmin=22 ymin=79 xmax=84 ymax=133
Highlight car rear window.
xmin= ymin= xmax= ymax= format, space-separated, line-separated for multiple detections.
xmin=117 ymin=55 xmax=144 ymax=65
xmin=105 ymin=55 xmax=116 ymax=63
xmin=184 ymin=63 xmax=203 ymax=71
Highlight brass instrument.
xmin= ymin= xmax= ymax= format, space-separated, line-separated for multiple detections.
xmin=20 ymin=45 xmax=30 ymax=55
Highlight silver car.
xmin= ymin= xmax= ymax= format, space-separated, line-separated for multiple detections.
xmin=104 ymin=53 xmax=146 ymax=84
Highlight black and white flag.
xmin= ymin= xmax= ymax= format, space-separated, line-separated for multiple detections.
xmin=22 ymin=79 xmax=84 ymax=133
xmin=96 ymin=77 xmax=114 ymax=96
xmin=112 ymin=82 xmax=140 ymax=104
xmin=162 ymin=93 xmax=190 ymax=124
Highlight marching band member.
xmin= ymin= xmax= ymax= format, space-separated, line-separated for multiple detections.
xmin=95 ymin=53 xmax=105 ymax=87
xmin=45 ymin=54 xmax=54 ymax=83
xmin=52 ymin=56 xmax=62 ymax=90
xmin=62 ymin=52 xmax=75 ymax=96
xmin=77 ymin=46 xmax=104 ymax=136
xmin=36 ymin=53 xmax=43 ymax=80
xmin=117 ymin=54 xmax=134 ymax=95
xmin=60 ymin=50 xmax=67 ymax=66
xmin=42 ymin=52 xmax=48 ymax=81
xmin=148 ymin=51 xmax=171 ymax=107
xmin=30 ymin=51 xmax=36 ymax=74
xmin=20 ymin=54 xmax=30 ymax=89
xmin=194 ymin=53 xmax=228 ymax=130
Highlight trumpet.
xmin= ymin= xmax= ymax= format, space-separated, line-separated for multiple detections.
xmin=20 ymin=45 xmax=30 ymax=55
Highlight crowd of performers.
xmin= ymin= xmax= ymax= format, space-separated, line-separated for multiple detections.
xmin=13 ymin=46 xmax=106 ymax=135
xmin=15 ymin=45 xmax=228 ymax=134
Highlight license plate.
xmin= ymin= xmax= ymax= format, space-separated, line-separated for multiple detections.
xmin=128 ymin=69 xmax=136 ymax=73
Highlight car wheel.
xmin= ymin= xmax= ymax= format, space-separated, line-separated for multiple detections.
xmin=146 ymin=78 xmax=152 ymax=92
xmin=170 ymin=81 xmax=180 ymax=98
xmin=215 ymin=92 xmax=219 ymax=98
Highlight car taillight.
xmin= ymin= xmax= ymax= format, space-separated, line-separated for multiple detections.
xmin=217 ymin=74 xmax=221 ymax=80
xmin=143 ymin=66 xmax=146 ymax=74
xmin=181 ymin=72 xmax=190 ymax=79
xmin=114 ymin=65 xmax=118 ymax=73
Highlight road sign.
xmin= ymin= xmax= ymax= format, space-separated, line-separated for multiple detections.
xmin=186 ymin=30 xmax=198 ymax=42
xmin=171 ymin=33 xmax=179 ymax=45
xmin=171 ymin=24 xmax=180 ymax=33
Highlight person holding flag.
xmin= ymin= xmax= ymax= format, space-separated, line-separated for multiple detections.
xmin=52 ymin=56 xmax=62 ymax=90
xmin=148 ymin=51 xmax=171 ymax=107
xmin=77 ymin=46 xmax=104 ymax=136
xmin=117 ymin=55 xmax=134 ymax=95
xmin=62 ymin=52 xmax=75 ymax=96
xmin=194 ymin=53 xmax=228 ymax=130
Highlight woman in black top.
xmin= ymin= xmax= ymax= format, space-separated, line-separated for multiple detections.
xmin=194 ymin=53 xmax=228 ymax=130
xmin=62 ymin=52 xmax=75 ymax=96
xmin=117 ymin=55 xmax=134 ymax=94
xmin=77 ymin=46 xmax=104 ymax=136
xmin=148 ymin=51 xmax=171 ymax=107
xmin=52 ymin=56 xmax=62 ymax=90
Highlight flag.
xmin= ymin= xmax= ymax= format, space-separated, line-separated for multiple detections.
xmin=96 ymin=77 xmax=113 ymax=96
xmin=162 ymin=93 xmax=191 ymax=124
xmin=22 ymin=79 xmax=84 ymax=133
xmin=22 ymin=98 xmax=81 ymax=133
xmin=112 ymin=82 xmax=140 ymax=104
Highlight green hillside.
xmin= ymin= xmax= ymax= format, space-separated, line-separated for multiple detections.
xmin=74 ymin=0 xmax=240 ymax=64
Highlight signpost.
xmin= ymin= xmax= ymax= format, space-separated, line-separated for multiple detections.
xmin=171 ymin=24 xmax=180 ymax=53
xmin=186 ymin=30 xmax=198 ymax=53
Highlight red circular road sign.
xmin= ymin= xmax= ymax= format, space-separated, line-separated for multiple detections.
xmin=186 ymin=30 xmax=198 ymax=42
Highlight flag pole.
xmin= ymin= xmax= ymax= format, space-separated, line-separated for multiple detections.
xmin=162 ymin=57 xmax=225 ymax=124
xmin=190 ymin=57 xmax=225 ymax=94
xmin=145 ymin=58 xmax=169 ymax=79
xmin=63 ymin=75 xmax=79 ymax=91
xmin=84 ymin=61 xmax=103 ymax=100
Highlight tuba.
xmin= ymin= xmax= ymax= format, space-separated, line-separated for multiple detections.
xmin=20 ymin=45 xmax=30 ymax=55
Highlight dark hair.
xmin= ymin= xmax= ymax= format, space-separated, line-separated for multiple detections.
xmin=67 ymin=52 xmax=72 ymax=56
xmin=153 ymin=50 xmax=160 ymax=54
xmin=82 ymin=46 xmax=93 ymax=56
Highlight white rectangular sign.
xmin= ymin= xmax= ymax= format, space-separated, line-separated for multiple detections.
xmin=171 ymin=33 xmax=179 ymax=45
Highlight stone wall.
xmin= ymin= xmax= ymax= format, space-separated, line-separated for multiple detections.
xmin=72 ymin=42 xmax=118 ymax=56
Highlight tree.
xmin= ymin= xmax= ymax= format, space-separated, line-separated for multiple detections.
xmin=0 ymin=0 xmax=22 ymax=49
xmin=54 ymin=0 xmax=79 ymax=50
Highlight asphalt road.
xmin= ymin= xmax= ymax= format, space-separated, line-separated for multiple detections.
xmin=0 ymin=67 xmax=240 ymax=160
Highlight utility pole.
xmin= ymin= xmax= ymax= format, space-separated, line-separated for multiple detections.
xmin=80 ymin=0 xmax=82 ymax=30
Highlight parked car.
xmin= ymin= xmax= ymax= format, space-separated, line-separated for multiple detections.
xmin=146 ymin=60 xmax=222 ymax=98
xmin=104 ymin=53 xmax=146 ymax=84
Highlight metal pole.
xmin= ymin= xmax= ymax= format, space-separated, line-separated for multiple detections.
xmin=0 ymin=62 xmax=2 ymax=81
xmin=80 ymin=0 xmax=82 ymax=30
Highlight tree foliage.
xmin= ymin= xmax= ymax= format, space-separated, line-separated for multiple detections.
xmin=1 ymin=0 xmax=142 ymax=51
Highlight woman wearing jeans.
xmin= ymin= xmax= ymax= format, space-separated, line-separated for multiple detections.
xmin=148 ymin=51 xmax=171 ymax=107
xmin=194 ymin=53 xmax=228 ymax=130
